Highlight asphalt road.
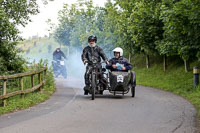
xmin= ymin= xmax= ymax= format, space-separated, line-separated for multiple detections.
xmin=0 ymin=78 xmax=198 ymax=133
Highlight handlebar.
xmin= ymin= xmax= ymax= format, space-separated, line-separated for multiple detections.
xmin=84 ymin=60 xmax=107 ymax=65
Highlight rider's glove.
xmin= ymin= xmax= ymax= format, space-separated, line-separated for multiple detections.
xmin=83 ymin=60 xmax=88 ymax=65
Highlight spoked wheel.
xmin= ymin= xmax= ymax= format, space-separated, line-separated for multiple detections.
xmin=91 ymin=74 xmax=96 ymax=100
xmin=131 ymin=86 xmax=135 ymax=97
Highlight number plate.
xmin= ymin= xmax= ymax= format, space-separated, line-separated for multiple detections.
xmin=117 ymin=75 xmax=123 ymax=82
xmin=60 ymin=61 xmax=65 ymax=65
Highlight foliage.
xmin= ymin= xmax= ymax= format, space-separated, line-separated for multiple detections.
xmin=0 ymin=0 xmax=39 ymax=74
xmin=159 ymin=0 xmax=200 ymax=61
xmin=0 ymin=59 xmax=55 ymax=115
xmin=112 ymin=0 xmax=200 ymax=70
xmin=130 ymin=0 xmax=163 ymax=55
xmin=54 ymin=0 xmax=116 ymax=53
xmin=1 ymin=0 xmax=199 ymax=74
xmin=113 ymin=0 xmax=140 ymax=55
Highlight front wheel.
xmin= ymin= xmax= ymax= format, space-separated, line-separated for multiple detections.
xmin=91 ymin=73 xmax=96 ymax=100
xmin=131 ymin=86 xmax=135 ymax=97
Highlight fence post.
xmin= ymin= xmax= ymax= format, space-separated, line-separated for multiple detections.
xmin=3 ymin=80 xmax=7 ymax=107
xmin=31 ymin=75 xmax=34 ymax=87
xmin=20 ymin=77 xmax=24 ymax=98
xmin=38 ymin=73 xmax=42 ymax=91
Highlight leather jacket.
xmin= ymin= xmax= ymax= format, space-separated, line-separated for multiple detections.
xmin=81 ymin=45 xmax=108 ymax=65
xmin=53 ymin=50 xmax=66 ymax=60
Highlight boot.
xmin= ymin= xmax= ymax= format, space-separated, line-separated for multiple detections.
xmin=84 ymin=85 xmax=90 ymax=95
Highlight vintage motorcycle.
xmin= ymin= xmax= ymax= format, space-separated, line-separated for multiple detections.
xmin=86 ymin=59 xmax=135 ymax=100
xmin=86 ymin=58 xmax=106 ymax=100
xmin=52 ymin=59 xmax=67 ymax=78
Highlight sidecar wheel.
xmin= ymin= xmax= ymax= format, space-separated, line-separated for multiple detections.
xmin=131 ymin=87 xmax=135 ymax=97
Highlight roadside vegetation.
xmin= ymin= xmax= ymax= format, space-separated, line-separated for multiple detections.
xmin=130 ymin=54 xmax=200 ymax=119
xmin=0 ymin=60 xmax=56 ymax=115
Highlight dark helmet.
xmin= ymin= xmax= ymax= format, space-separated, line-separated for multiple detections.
xmin=56 ymin=48 xmax=60 ymax=52
xmin=88 ymin=35 xmax=97 ymax=43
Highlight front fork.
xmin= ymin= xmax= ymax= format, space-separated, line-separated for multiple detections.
xmin=90 ymin=69 xmax=107 ymax=92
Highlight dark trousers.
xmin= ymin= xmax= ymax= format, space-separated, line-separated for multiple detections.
xmin=84 ymin=64 xmax=102 ymax=86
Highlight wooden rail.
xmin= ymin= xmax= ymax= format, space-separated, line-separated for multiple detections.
xmin=0 ymin=67 xmax=48 ymax=107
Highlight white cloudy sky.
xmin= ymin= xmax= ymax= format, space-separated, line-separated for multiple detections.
xmin=19 ymin=0 xmax=108 ymax=39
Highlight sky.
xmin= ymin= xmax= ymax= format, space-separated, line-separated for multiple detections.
xmin=19 ymin=0 xmax=108 ymax=39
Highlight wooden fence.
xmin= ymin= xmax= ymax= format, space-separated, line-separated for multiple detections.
xmin=0 ymin=67 xmax=48 ymax=107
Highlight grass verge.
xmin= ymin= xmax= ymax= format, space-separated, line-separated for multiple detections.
xmin=0 ymin=66 xmax=56 ymax=116
xmin=132 ymin=55 xmax=200 ymax=127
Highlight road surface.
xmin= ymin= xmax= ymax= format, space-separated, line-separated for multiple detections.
xmin=0 ymin=78 xmax=198 ymax=133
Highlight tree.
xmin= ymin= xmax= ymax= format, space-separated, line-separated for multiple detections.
xmin=128 ymin=0 xmax=163 ymax=68
xmin=110 ymin=0 xmax=140 ymax=61
xmin=159 ymin=0 xmax=200 ymax=72
xmin=0 ymin=0 xmax=39 ymax=74
xmin=54 ymin=3 xmax=75 ymax=47
xmin=54 ymin=0 xmax=115 ymax=55
xmin=95 ymin=4 xmax=117 ymax=55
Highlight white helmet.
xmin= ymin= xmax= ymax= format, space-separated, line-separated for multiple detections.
xmin=113 ymin=47 xmax=123 ymax=56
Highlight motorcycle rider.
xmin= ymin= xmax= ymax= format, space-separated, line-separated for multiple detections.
xmin=53 ymin=48 xmax=67 ymax=78
xmin=81 ymin=35 xmax=109 ymax=95
xmin=53 ymin=48 xmax=67 ymax=61
xmin=106 ymin=47 xmax=136 ymax=88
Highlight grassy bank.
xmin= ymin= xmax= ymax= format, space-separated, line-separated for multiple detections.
xmin=0 ymin=37 xmax=58 ymax=115
xmin=131 ymin=55 xmax=200 ymax=119
xmin=0 ymin=62 xmax=56 ymax=115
